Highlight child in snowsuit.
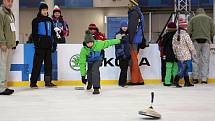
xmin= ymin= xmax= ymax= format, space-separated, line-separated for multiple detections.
xmin=162 ymin=22 xmax=178 ymax=86
xmin=30 ymin=3 xmax=57 ymax=88
xmin=115 ymin=21 xmax=131 ymax=87
xmin=172 ymin=19 xmax=196 ymax=87
xmin=79 ymin=30 xmax=121 ymax=94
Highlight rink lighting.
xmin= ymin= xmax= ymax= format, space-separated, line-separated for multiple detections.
xmin=104 ymin=16 xmax=107 ymax=23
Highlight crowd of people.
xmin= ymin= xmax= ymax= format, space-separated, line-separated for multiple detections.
xmin=159 ymin=8 xmax=214 ymax=87
xmin=0 ymin=0 xmax=214 ymax=95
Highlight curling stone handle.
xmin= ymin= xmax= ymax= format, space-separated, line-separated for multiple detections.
xmin=151 ymin=92 xmax=154 ymax=104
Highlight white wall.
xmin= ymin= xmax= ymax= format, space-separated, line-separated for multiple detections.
xmin=19 ymin=7 xmax=128 ymax=44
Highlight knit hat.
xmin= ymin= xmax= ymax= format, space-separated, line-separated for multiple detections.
xmin=167 ymin=22 xmax=177 ymax=31
xmin=179 ymin=18 xmax=188 ymax=28
xmin=120 ymin=20 xmax=128 ymax=28
xmin=88 ymin=23 xmax=97 ymax=30
xmin=53 ymin=5 xmax=61 ymax=14
xmin=39 ymin=2 xmax=48 ymax=11
xmin=84 ymin=30 xmax=95 ymax=43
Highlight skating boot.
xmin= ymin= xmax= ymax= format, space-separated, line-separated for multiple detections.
xmin=174 ymin=75 xmax=182 ymax=88
xmin=0 ymin=88 xmax=14 ymax=95
xmin=184 ymin=76 xmax=194 ymax=87
xmin=44 ymin=76 xmax=57 ymax=87
xmin=93 ymin=89 xmax=100 ymax=95
xmin=87 ymin=82 xmax=92 ymax=90
xmin=30 ymin=83 xmax=38 ymax=89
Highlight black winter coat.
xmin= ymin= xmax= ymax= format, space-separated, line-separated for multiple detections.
xmin=163 ymin=31 xmax=177 ymax=62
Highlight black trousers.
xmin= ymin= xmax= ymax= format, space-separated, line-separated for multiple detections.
xmin=87 ymin=60 xmax=102 ymax=89
xmin=119 ymin=58 xmax=129 ymax=86
xmin=161 ymin=57 xmax=166 ymax=82
xmin=30 ymin=49 xmax=52 ymax=84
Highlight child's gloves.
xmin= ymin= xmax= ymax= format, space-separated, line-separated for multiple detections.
xmin=121 ymin=35 xmax=129 ymax=44
xmin=81 ymin=76 xmax=88 ymax=84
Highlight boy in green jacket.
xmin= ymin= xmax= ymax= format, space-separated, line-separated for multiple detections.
xmin=79 ymin=30 xmax=121 ymax=94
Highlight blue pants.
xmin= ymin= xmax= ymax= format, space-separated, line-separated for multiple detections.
xmin=177 ymin=60 xmax=192 ymax=78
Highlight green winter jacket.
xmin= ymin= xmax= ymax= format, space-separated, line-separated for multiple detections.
xmin=0 ymin=5 xmax=16 ymax=48
xmin=79 ymin=39 xmax=120 ymax=76
xmin=187 ymin=8 xmax=215 ymax=43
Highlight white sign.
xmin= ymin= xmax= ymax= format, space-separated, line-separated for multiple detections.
xmin=7 ymin=44 xmax=215 ymax=82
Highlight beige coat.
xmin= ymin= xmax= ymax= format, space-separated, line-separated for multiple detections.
xmin=0 ymin=5 xmax=16 ymax=48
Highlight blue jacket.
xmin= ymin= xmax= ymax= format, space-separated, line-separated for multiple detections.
xmin=115 ymin=29 xmax=131 ymax=60
xmin=32 ymin=15 xmax=56 ymax=50
xmin=128 ymin=6 xmax=144 ymax=44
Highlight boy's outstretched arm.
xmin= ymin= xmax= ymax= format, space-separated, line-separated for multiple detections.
xmin=94 ymin=39 xmax=121 ymax=51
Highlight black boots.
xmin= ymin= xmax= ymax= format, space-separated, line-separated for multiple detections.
xmin=174 ymin=75 xmax=182 ymax=88
xmin=193 ymin=79 xmax=199 ymax=84
xmin=163 ymin=83 xmax=171 ymax=86
xmin=30 ymin=76 xmax=56 ymax=88
xmin=87 ymin=82 xmax=92 ymax=90
xmin=184 ymin=76 xmax=194 ymax=87
xmin=30 ymin=83 xmax=38 ymax=89
xmin=174 ymin=75 xmax=194 ymax=87
xmin=45 ymin=82 xmax=57 ymax=87
xmin=93 ymin=87 xmax=100 ymax=94
xmin=93 ymin=89 xmax=100 ymax=95
xmin=0 ymin=88 xmax=14 ymax=95
xmin=44 ymin=76 xmax=57 ymax=87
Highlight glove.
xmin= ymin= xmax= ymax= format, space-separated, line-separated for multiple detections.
xmin=121 ymin=35 xmax=129 ymax=44
xmin=116 ymin=34 xmax=122 ymax=40
xmin=54 ymin=27 xmax=61 ymax=33
xmin=51 ymin=44 xmax=57 ymax=53
xmin=16 ymin=41 xmax=19 ymax=46
xmin=51 ymin=48 xmax=56 ymax=53
xmin=51 ymin=38 xmax=57 ymax=53
xmin=54 ymin=27 xmax=62 ymax=39
xmin=12 ymin=41 xmax=19 ymax=50
xmin=81 ymin=76 xmax=87 ymax=84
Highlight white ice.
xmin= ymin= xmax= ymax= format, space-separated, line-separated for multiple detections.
xmin=0 ymin=84 xmax=215 ymax=121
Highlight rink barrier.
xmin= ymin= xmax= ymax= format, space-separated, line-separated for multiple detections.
xmin=7 ymin=80 xmax=161 ymax=87
xmin=7 ymin=44 xmax=215 ymax=86
xmin=7 ymin=79 xmax=215 ymax=87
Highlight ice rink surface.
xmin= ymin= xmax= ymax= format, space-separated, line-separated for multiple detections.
xmin=0 ymin=84 xmax=215 ymax=121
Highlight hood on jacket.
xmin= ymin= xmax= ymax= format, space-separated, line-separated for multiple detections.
xmin=196 ymin=8 xmax=206 ymax=15
xmin=1 ymin=5 xmax=12 ymax=14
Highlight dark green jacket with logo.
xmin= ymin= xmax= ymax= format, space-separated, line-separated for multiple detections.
xmin=79 ymin=39 xmax=120 ymax=76
xmin=0 ymin=5 xmax=16 ymax=48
